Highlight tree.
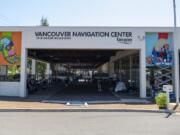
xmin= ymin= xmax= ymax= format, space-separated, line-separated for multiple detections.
xmin=36 ymin=61 xmax=47 ymax=79
xmin=40 ymin=16 xmax=49 ymax=26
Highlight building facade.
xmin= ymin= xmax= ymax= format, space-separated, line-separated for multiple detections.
xmin=0 ymin=27 xmax=179 ymax=102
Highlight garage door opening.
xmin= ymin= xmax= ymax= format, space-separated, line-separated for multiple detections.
xmin=26 ymin=49 xmax=140 ymax=102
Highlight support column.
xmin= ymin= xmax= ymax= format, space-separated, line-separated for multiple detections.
xmin=108 ymin=57 xmax=115 ymax=78
xmin=20 ymin=47 xmax=27 ymax=97
xmin=174 ymin=49 xmax=179 ymax=103
xmin=174 ymin=29 xmax=179 ymax=104
xmin=46 ymin=63 xmax=51 ymax=75
xmin=31 ymin=59 xmax=36 ymax=75
xmin=140 ymin=49 xmax=146 ymax=98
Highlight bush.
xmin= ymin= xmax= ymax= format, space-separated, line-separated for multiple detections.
xmin=155 ymin=92 xmax=167 ymax=109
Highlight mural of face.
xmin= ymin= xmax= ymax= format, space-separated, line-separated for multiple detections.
xmin=0 ymin=37 xmax=20 ymax=64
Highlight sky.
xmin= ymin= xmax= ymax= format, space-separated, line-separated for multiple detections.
xmin=0 ymin=0 xmax=179 ymax=26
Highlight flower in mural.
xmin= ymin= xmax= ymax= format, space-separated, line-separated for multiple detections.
xmin=0 ymin=33 xmax=20 ymax=64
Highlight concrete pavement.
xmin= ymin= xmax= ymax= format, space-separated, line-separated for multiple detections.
xmin=0 ymin=112 xmax=179 ymax=135
xmin=0 ymin=96 xmax=178 ymax=113
xmin=0 ymin=99 xmax=159 ymax=112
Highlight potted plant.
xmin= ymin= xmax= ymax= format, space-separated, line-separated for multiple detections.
xmin=155 ymin=92 xmax=167 ymax=109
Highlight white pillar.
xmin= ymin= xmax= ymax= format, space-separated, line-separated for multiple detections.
xmin=31 ymin=59 xmax=36 ymax=75
xmin=140 ymin=48 xmax=146 ymax=98
xmin=46 ymin=63 xmax=50 ymax=75
xmin=20 ymin=47 xmax=27 ymax=97
xmin=174 ymin=49 xmax=179 ymax=103
xmin=174 ymin=30 xmax=179 ymax=104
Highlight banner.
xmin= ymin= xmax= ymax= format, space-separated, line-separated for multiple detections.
xmin=0 ymin=32 xmax=21 ymax=65
xmin=146 ymin=32 xmax=173 ymax=66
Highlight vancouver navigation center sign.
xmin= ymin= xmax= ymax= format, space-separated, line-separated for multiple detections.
xmin=35 ymin=31 xmax=133 ymax=44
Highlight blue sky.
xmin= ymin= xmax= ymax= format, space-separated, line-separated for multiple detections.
xmin=0 ymin=0 xmax=179 ymax=26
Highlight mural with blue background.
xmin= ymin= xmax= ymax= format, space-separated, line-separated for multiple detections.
xmin=146 ymin=33 xmax=173 ymax=67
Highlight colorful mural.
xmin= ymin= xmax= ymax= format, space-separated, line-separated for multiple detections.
xmin=146 ymin=33 xmax=173 ymax=66
xmin=0 ymin=32 xmax=21 ymax=65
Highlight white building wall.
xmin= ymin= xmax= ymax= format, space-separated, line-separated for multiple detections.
xmin=0 ymin=27 xmax=176 ymax=98
xmin=0 ymin=27 xmax=26 ymax=97
xmin=174 ymin=28 xmax=180 ymax=102
xmin=0 ymin=82 xmax=20 ymax=96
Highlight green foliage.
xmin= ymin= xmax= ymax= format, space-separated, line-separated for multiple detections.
xmin=27 ymin=58 xmax=32 ymax=69
xmin=40 ymin=17 xmax=49 ymax=26
xmin=27 ymin=58 xmax=32 ymax=67
xmin=36 ymin=61 xmax=46 ymax=78
xmin=8 ymin=65 xmax=20 ymax=75
xmin=155 ymin=92 xmax=167 ymax=108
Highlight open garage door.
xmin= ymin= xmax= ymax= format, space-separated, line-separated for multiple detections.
xmin=26 ymin=49 xmax=140 ymax=103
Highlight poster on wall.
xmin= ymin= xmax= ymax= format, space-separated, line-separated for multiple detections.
xmin=0 ymin=32 xmax=21 ymax=65
xmin=146 ymin=32 xmax=173 ymax=67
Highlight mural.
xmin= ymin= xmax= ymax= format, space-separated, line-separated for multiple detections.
xmin=0 ymin=32 xmax=21 ymax=65
xmin=146 ymin=33 xmax=173 ymax=67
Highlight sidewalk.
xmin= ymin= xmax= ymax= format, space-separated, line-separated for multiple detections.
xmin=169 ymin=103 xmax=180 ymax=113
xmin=176 ymin=106 xmax=180 ymax=112
xmin=0 ymin=99 xmax=158 ymax=111
xmin=0 ymin=96 xmax=177 ymax=113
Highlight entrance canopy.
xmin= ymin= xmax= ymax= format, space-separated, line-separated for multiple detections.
xmin=28 ymin=49 xmax=118 ymax=69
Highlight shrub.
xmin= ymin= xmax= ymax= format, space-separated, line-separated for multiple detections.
xmin=155 ymin=92 xmax=167 ymax=109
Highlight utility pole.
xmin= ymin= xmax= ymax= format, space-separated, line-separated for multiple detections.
xmin=173 ymin=0 xmax=179 ymax=104
xmin=173 ymin=0 xmax=177 ymax=27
